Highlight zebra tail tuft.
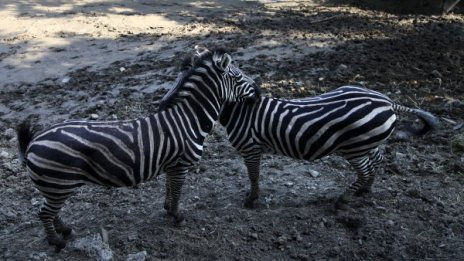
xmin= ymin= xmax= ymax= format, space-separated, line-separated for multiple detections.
xmin=411 ymin=109 xmax=440 ymax=135
xmin=393 ymin=104 xmax=440 ymax=139
xmin=16 ymin=120 xmax=37 ymax=165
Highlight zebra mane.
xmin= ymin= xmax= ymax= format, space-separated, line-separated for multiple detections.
xmin=158 ymin=48 xmax=229 ymax=111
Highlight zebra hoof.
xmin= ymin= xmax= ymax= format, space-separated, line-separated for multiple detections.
xmin=61 ymin=228 xmax=73 ymax=240
xmin=47 ymin=236 xmax=66 ymax=252
xmin=174 ymin=213 xmax=185 ymax=224
xmin=168 ymin=210 xmax=185 ymax=224
xmin=54 ymin=242 xmax=66 ymax=253
xmin=244 ymin=191 xmax=258 ymax=209
xmin=243 ymin=199 xmax=255 ymax=209
xmin=56 ymin=225 xmax=73 ymax=238
xmin=354 ymin=187 xmax=371 ymax=197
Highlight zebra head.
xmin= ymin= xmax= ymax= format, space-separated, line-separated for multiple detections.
xmin=159 ymin=47 xmax=260 ymax=111
xmin=209 ymin=49 xmax=261 ymax=104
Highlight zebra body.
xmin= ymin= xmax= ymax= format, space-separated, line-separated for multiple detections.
xmin=17 ymin=47 xmax=259 ymax=251
xmin=219 ymin=86 xmax=438 ymax=208
xmin=26 ymin=116 xmax=196 ymax=188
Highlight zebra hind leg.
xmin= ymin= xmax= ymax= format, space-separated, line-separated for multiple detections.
xmin=363 ymin=147 xmax=385 ymax=192
xmin=163 ymin=178 xmax=171 ymax=211
xmin=243 ymin=154 xmax=261 ymax=209
xmin=335 ymin=155 xmax=375 ymax=209
xmin=38 ymin=192 xmax=73 ymax=252
xmin=165 ymin=170 xmax=188 ymax=224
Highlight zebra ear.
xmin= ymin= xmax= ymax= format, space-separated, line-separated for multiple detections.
xmin=213 ymin=52 xmax=232 ymax=72
xmin=194 ymin=45 xmax=210 ymax=57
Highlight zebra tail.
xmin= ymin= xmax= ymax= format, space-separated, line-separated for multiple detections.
xmin=16 ymin=120 xmax=37 ymax=165
xmin=392 ymin=104 xmax=440 ymax=139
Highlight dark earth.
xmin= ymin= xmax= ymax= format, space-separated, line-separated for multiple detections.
xmin=1 ymin=0 xmax=464 ymax=260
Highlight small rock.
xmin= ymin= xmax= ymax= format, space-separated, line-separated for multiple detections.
xmin=406 ymin=188 xmax=422 ymax=199
xmin=293 ymin=232 xmax=302 ymax=242
xmin=90 ymin=114 xmax=99 ymax=120
xmin=28 ymin=252 xmax=48 ymax=260
xmin=31 ymin=197 xmax=42 ymax=206
xmin=195 ymin=202 xmax=207 ymax=210
xmin=61 ymin=76 xmax=71 ymax=84
xmin=127 ymin=232 xmax=137 ymax=242
xmin=395 ymin=152 xmax=407 ymax=161
xmin=431 ymin=70 xmax=442 ymax=78
xmin=385 ymin=220 xmax=395 ymax=227
xmin=284 ymin=181 xmax=294 ymax=188
xmin=337 ymin=64 xmax=348 ymax=71
xmin=250 ymin=233 xmax=258 ymax=240
xmin=307 ymin=169 xmax=320 ymax=178
xmin=69 ymin=233 xmax=113 ymax=261
xmin=274 ymin=235 xmax=288 ymax=246
xmin=96 ymin=100 xmax=105 ymax=108
xmin=100 ymin=227 xmax=109 ymax=244
xmin=4 ymin=128 xmax=15 ymax=139
xmin=451 ymin=132 xmax=464 ymax=153
xmin=0 ymin=151 xmax=10 ymax=159
xmin=126 ymin=251 xmax=147 ymax=261
xmin=1 ymin=209 xmax=17 ymax=219
xmin=120 ymin=67 xmax=126 ymax=72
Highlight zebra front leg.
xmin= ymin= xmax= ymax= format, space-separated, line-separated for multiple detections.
xmin=336 ymin=155 xmax=375 ymax=209
xmin=166 ymin=169 xmax=188 ymax=224
xmin=243 ymin=154 xmax=262 ymax=209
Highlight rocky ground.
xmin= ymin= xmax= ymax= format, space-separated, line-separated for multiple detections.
xmin=1 ymin=0 xmax=464 ymax=260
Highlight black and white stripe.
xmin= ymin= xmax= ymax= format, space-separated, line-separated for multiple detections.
xmin=17 ymin=47 xmax=259 ymax=251
xmin=219 ymin=86 xmax=438 ymax=208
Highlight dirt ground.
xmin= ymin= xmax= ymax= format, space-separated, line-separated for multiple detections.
xmin=1 ymin=0 xmax=464 ymax=260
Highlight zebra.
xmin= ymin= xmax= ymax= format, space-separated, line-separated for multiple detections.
xmin=16 ymin=47 xmax=260 ymax=251
xmin=218 ymin=86 xmax=439 ymax=209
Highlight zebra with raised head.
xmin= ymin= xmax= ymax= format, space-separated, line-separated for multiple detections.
xmin=16 ymin=47 xmax=260 ymax=251
xmin=218 ymin=86 xmax=439 ymax=209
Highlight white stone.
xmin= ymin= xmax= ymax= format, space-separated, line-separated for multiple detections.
xmin=308 ymin=169 xmax=320 ymax=178
xmin=284 ymin=181 xmax=294 ymax=187
xmin=61 ymin=76 xmax=71 ymax=84
xmin=126 ymin=251 xmax=147 ymax=261
xmin=4 ymin=128 xmax=15 ymax=139
xmin=337 ymin=64 xmax=348 ymax=71
xmin=0 ymin=151 xmax=10 ymax=159
xmin=90 ymin=114 xmax=99 ymax=120
xmin=70 ymin=233 xmax=113 ymax=261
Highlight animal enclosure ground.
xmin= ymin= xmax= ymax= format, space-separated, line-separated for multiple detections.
xmin=1 ymin=0 xmax=463 ymax=260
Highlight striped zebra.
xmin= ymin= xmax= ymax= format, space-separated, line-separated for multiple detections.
xmin=218 ymin=86 xmax=439 ymax=209
xmin=16 ymin=47 xmax=260 ymax=251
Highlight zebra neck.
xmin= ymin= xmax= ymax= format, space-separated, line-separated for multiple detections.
xmin=167 ymin=96 xmax=220 ymax=140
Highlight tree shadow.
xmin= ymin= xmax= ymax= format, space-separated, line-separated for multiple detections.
xmin=1 ymin=0 xmax=463 ymax=130
xmin=324 ymin=0 xmax=464 ymax=15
